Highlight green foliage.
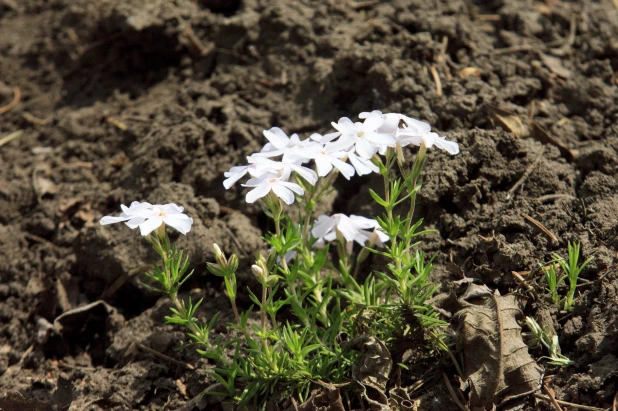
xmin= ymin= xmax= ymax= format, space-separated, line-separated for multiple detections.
xmin=523 ymin=317 xmax=573 ymax=367
xmin=136 ymin=144 xmax=454 ymax=407
xmin=542 ymin=242 xmax=594 ymax=311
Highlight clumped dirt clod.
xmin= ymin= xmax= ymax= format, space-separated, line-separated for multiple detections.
xmin=0 ymin=0 xmax=617 ymax=409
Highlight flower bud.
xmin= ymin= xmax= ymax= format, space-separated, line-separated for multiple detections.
xmin=228 ymin=254 xmax=239 ymax=273
xmin=252 ymin=264 xmax=265 ymax=282
xmin=213 ymin=243 xmax=223 ymax=260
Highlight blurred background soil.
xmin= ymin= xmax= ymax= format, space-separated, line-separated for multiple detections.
xmin=0 ymin=0 xmax=617 ymax=409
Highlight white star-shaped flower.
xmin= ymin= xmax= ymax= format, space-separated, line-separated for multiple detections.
xmin=311 ymin=214 xmax=388 ymax=246
xmin=328 ymin=116 xmax=397 ymax=159
xmin=100 ymin=202 xmax=193 ymax=236
xmin=242 ymin=172 xmax=304 ymax=205
xmin=257 ymin=127 xmax=322 ymax=163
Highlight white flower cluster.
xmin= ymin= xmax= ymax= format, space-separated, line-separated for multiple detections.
xmin=100 ymin=202 xmax=193 ymax=236
xmin=223 ymin=110 xmax=459 ymax=205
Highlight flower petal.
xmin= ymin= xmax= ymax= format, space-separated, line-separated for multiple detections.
xmin=331 ymin=118 xmax=357 ymax=135
xmin=312 ymin=215 xmax=336 ymax=239
xmin=434 ymin=137 xmax=460 ymax=155
xmin=272 ymin=184 xmax=295 ymax=205
xmin=245 ymin=182 xmax=272 ymax=203
xmin=362 ymin=114 xmax=384 ymax=131
xmin=331 ymin=157 xmax=355 ymax=180
xmin=348 ymin=152 xmax=379 ymax=175
xmin=279 ymin=181 xmax=304 ymax=195
xmin=163 ymin=214 xmax=193 ymax=234
xmin=315 ymin=156 xmax=334 ymax=177
xmin=125 ymin=216 xmax=146 ymax=229
xmin=263 ymin=127 xmax=290 ymax=149
xmin=355 ymin=138 xmax=377 ymax=159
xmin=139 ymin=217 xmax=163 ymax=236
xmin=100 ymin=215 xmax=131 ymax=225
xmin=291 ymin=164 xmax=318 ymax=185
xmin=223 ymin=171 xmax=247 ymax=189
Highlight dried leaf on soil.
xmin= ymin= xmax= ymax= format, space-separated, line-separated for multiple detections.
xmin=342 ymin=335 xmax=392 ymax=406
xmin=488 ymin=106 xmax=528 ymax=138
xmin=451 ymin=283 xmax=544 ymax=409
xmin=539 ymin=53 xmax=571 ymax=79
xmin=287 ymin=386 xmax=345 ymax=411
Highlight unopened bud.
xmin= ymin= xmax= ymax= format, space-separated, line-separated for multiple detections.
xmin=213 ymin=243 xmax=223 ymax=259
xmin=212 ymin=243 xmax=227 ymax=265
xmin=228 ymin=254 xmax=239 ymax=273
xmin=252 ymin=264 xmax=264 ymax=281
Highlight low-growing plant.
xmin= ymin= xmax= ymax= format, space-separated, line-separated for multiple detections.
xmin=523 ymin=317 xmax=573 ymax=367
xmin=100 ymin=110 xmax=460 ymax=407
xmin=541 ymin=242 xmax=593 ymax=311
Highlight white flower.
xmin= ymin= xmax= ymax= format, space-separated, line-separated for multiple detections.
xmin=359 ymin=110 xmax=459 ymax=155
xmin=397 ymin=119 xmax=459 ymax=155
xmin=359 ymin=110 xmax=402 ymax=134
xmin=100 ymin=202 xmax=193 ymax=236
xmin=303 ymin=139 xmax=355 ymax=180
xmin=242 ymin=172 xmax=304 ymax=205
xmin=248 ymin=156 xmax=318 ymax=186
xmin=328 ymin=116 xmax=397 ymax=159
xmin=257 ymin=127 xmax=322 ymax=163
xmin=311 ymin=214 xmax=388 ymax=246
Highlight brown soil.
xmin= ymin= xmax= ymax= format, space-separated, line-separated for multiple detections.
xmin=0 ymin=0 xmax=617 ymax=409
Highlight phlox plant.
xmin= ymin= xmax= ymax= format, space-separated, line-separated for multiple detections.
xmin=100 ymin=110 xmax=460 ymax=407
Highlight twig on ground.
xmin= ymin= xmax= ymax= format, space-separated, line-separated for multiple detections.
xmin=442 ymin=373 xmax=470 ymax=411
xmin=550 ymin=16 xmax=576 ymax=56
xmin=543 ymin=384 xmax=564 ymax=411
xmin=23 ymin=112 xmax=50 ymax=125
xmin=494 ymin=44 xmax=545 ymax=55
xmin=436 ymin=36 xmax=448 ymax=65
xmin=528 ymin=100 xmax=536 ymax=122
xmin=430 ymin=65 xmax=442 ymax=96
xmin=507 ymin=147 xmax=546 ymax=199
xmin=0 ymin=130 xmax=23 ymax=148
xmin=511 ymin=271 xmax=534 ymax=292
xmin=475 ymin=14 xmax=500 ymax=21
xmin=106 ymin=117 xmax=128 ymax=130
xmin=535 ymin=194 xmax=577 ymax=203
xmin=0 ymin=87 xmax=21 ymax=114
xmin=350 ymin=0 xmax=379 ymax=9
xmin=531 ymin=121 xmax=578 ymax=161
xmin=133 ymin=342 xmax=195 ymax=370
xmin=533 ymin=394 xmax=606 ymax=411
xmin=521 ymin=213 xmax=559 ymax=243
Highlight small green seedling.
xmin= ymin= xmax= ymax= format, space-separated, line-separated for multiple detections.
xmin=541 ymin=263 xmax=565 ymax=306
xmin=523 ymin=317 xmax=573 ymax=367
xmin=544 ymin=242 xmax=593 ymax=311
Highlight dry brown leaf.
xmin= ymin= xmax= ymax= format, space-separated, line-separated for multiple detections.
xmin=291 ymin=386 xmax=345 ymax=411
xmin=488 ymin=105 xmax=528 ymax=138
xmin=342 ymin=335 xmax=392 ymax=406
xmin=539 ymin=53 xmax=571 ymax=79
xmin=452 ymin=283 xmax=543 ymax=409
